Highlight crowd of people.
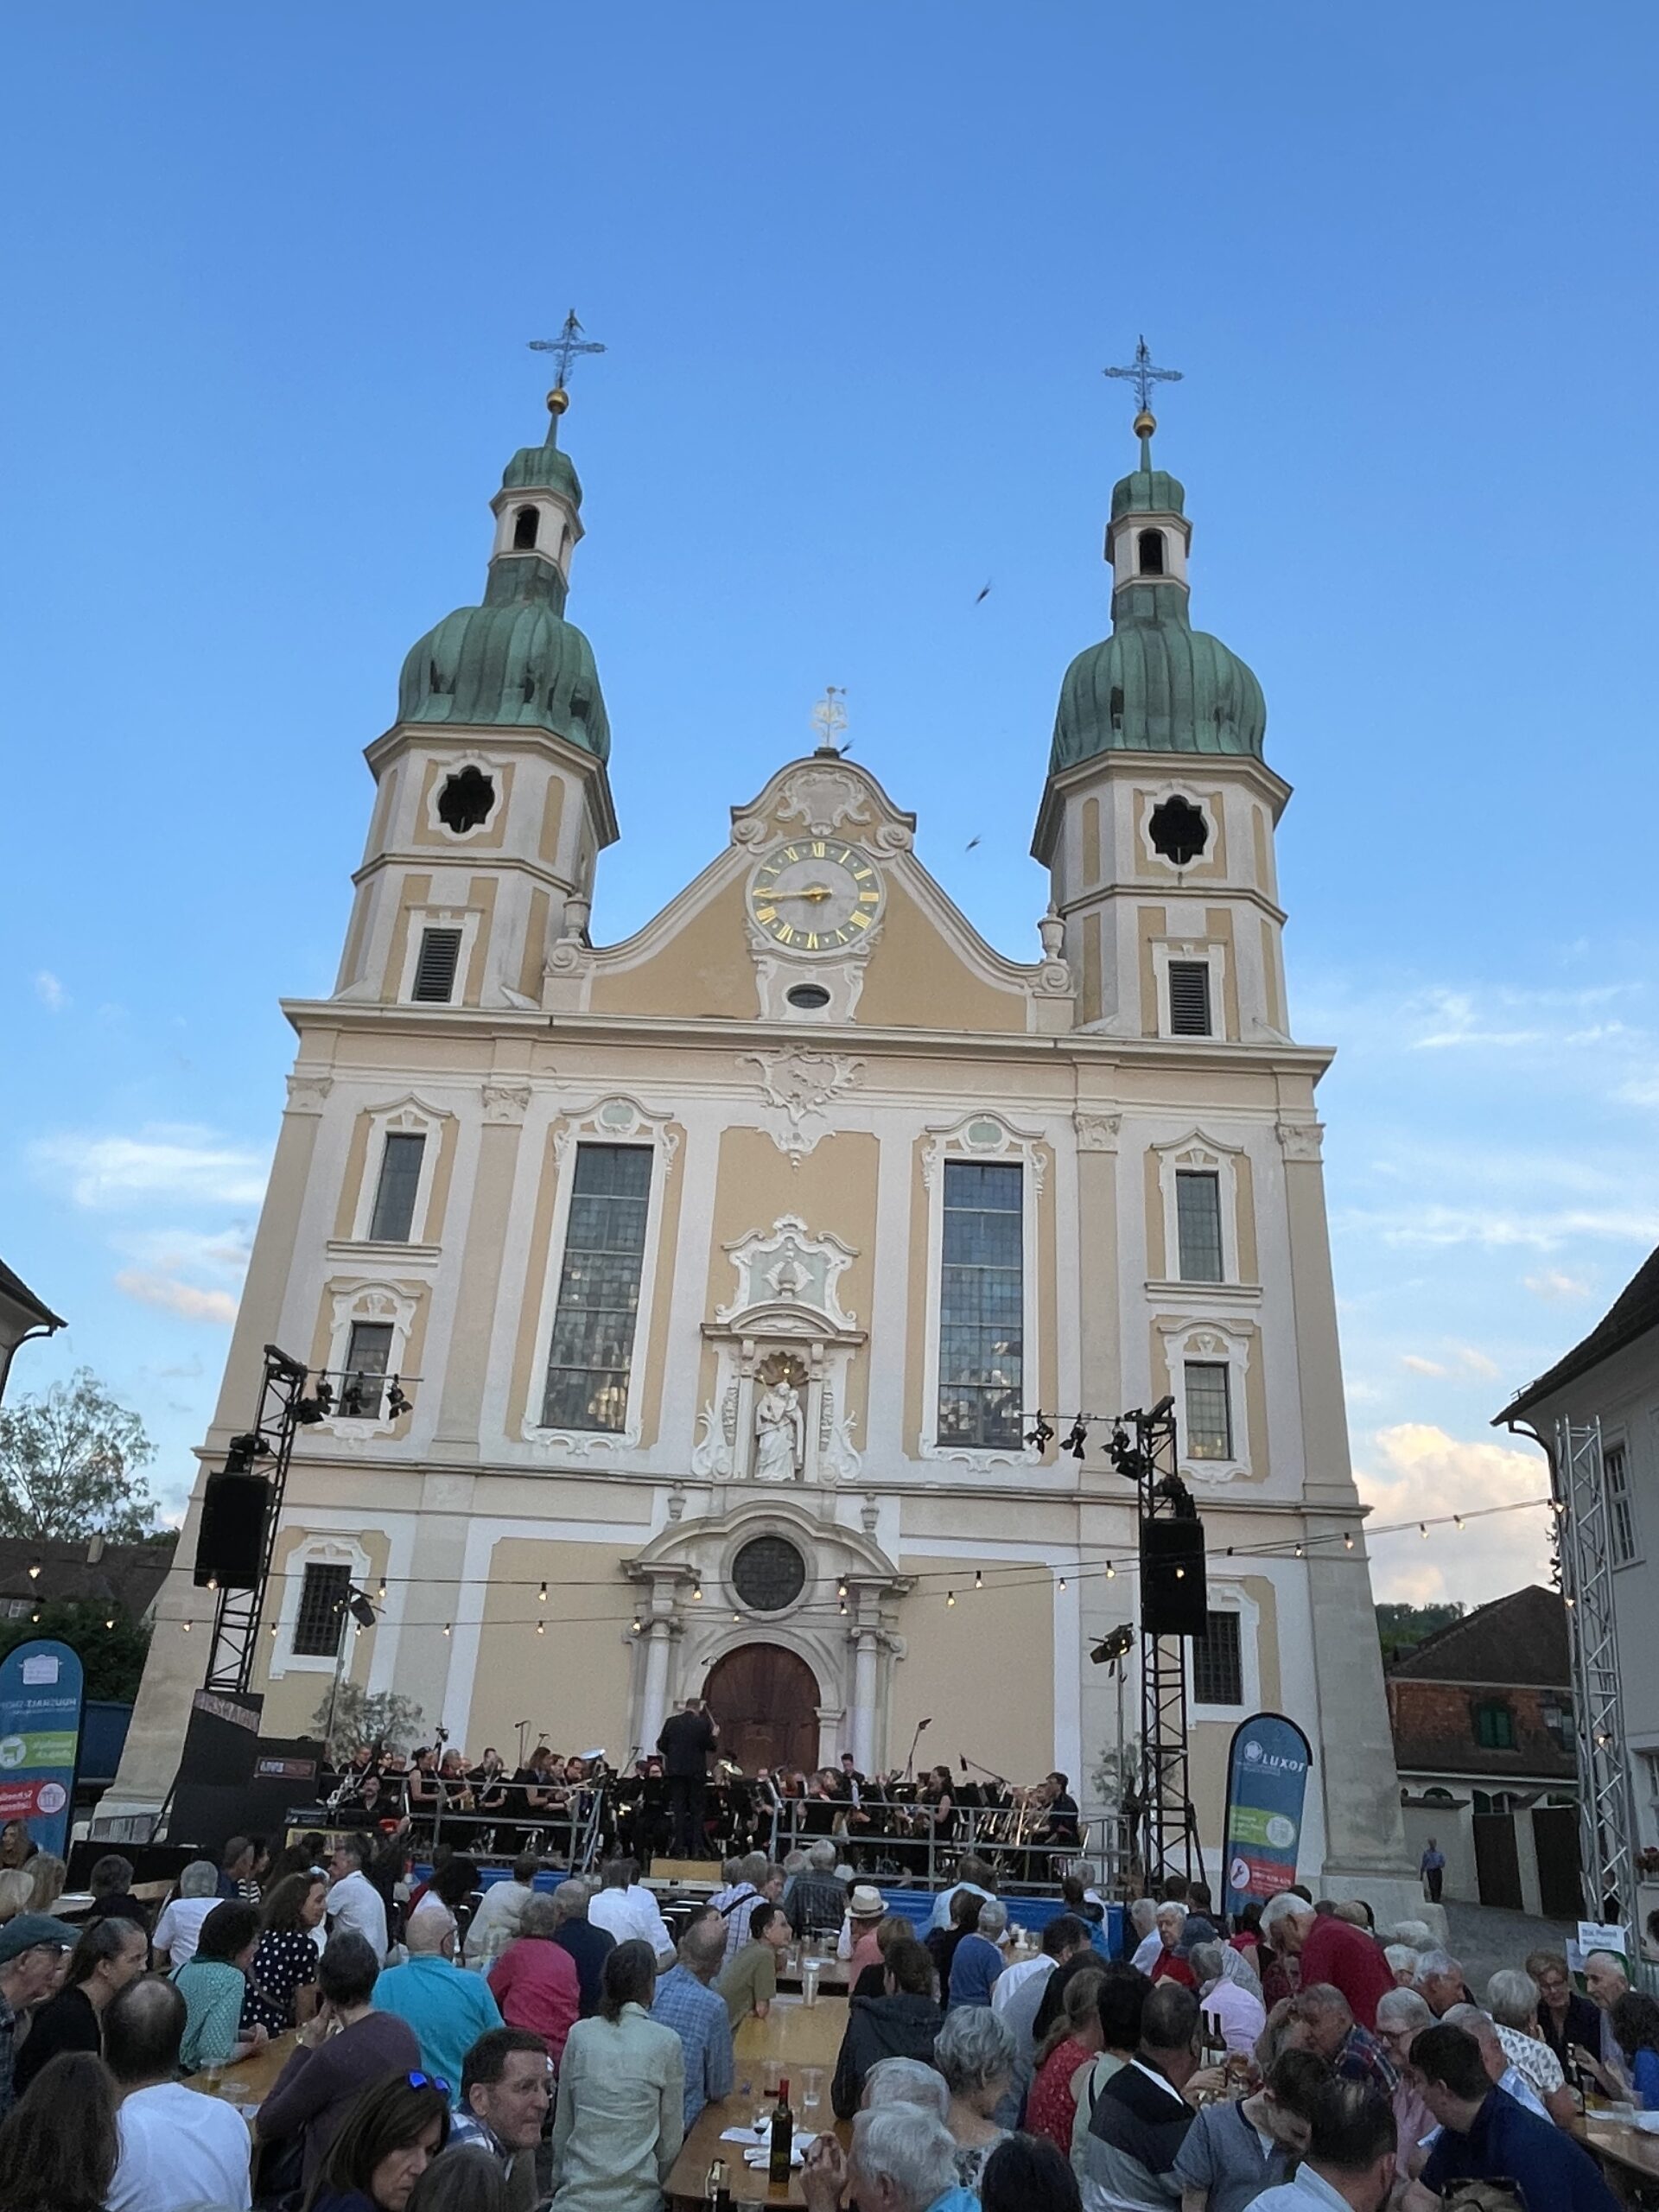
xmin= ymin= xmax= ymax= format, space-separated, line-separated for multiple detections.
xmin=0 ymin=1807 xmax=1655 ymax=2211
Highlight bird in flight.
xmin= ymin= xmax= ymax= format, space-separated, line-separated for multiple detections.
xmin=974 ymin=581 xmax=992 ymax=604
xmin=965 ymin=836 xmax=981 ymax=851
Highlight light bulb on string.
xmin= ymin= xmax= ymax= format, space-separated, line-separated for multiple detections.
xmin=443 ymin=1622 xmax=452 ymax=1637
xmin=1419 ymin=1522 xmax=1428 ymax=1539
xmin=1453 ymin=1515 xmax=1465 ymax=1531
xmin=539 ymin=1581 xmax=548 ymax=1603
xmin=1294 ymin=1544 xmax=1303 ymax=1559
xmin=632 ymin=1617 xmax=643 ymax=1634
xmin=692 ymin=1582 xmax=703 ymax=1602
xmin=836 ymin=1579 xmax=848 ymax=1599
xmin=974 ymin=1569 xmax=982 ymax=1590
xmin=182 ymin=1618 xmax=191 ymax=1631
xmin=377 ymin=1580 xmax=387 ymax=1603
xmin=105 ymin=1617 xmax=115 ymax=1630
xmin=1058 ymin=1575 xmax=1067 ymax=1592
xmin=537 ymin=1618 xmax=546 ymax=1635
xmin=1344 ymin=1531 xmax=1355 ymax=1549
xmin=946 ymin=1590 xmax=957 ymax=1608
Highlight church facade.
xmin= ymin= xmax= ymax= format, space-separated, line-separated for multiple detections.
xmin=112 ymin=378 xmax=1412 ymax=1904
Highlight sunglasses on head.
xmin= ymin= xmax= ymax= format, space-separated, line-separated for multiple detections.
xmin=407 ymin=2070 xmax=451 ymax=2097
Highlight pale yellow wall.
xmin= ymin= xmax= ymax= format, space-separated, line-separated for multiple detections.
xmin=539 ymin=778 xmax=564 ymax=868
xmin=1205 ymin=909 xmax=1241 ymax=1042
xmin=1082 ymin=797 xmax=1101 ymax=887
xmin=1137 ymin=906 xmax=1166 ymax=1035
xmin=855 ymin=881 xmax=1025 ymax=1033
xmin=893 ymin=1559 xmax=1055 ymax=1778
xmin=381 ymin=874 xmax=433 ymax=1002
xmin=1082 ymin=913 xmax=1103 ymax=1024
xmin=461 ymin=876 xmax=499 ymax=1006
xmin=332 ymin=1106 xmax=457 ymax=1245
xmin=590 ymin=879 xmax=758 ymax=1020
xmin=469 ymin=1538 xmax=634 ymax=1758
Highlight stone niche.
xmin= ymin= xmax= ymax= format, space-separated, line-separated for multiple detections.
xmin=692 ymin=1214 xmax=864 ymax=1485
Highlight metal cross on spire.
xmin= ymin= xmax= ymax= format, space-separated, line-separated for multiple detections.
xmin=528 ymin=310 xmax=607 ymax=391
xmin=1103 ymin=335 xmax=1182 ymax=417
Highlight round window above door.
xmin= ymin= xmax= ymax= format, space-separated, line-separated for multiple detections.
xmin=730 ymin=1535 xmax=808 ymax=1614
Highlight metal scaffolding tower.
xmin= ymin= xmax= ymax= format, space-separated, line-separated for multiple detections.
xmin=1556 ymin=1416 xmax=1641 ymax=1930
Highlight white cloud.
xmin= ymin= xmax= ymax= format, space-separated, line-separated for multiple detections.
xmin=118 ymin=1226 xmax=253 ymax=1278
xmin=1354 ymin=1423 xmax=1553 ymax=1606
xmin=1339 ymin=1202 xmax=1659 ymax=1252
xmin=1452 ymin=1344 xmax=1500 ymax=1380
xmin=34 ymin=970 xmax=67 ymax=1012
xmin=115 ymin=1269 xmax=238 ymax=1325
xmin=1401 ymin=1354 xmax=1448 ymax=1377
xmin=33 ymin=1125 xmax=270 ymax=1211
xmin=1524 ymin=1270 xmax=1590 ymax=1301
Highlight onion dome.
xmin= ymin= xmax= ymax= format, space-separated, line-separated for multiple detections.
xmin=397 ymin=391 xmax=611 ymax=761
xmin=1050 ymin=414 xmax=1264 ymax=769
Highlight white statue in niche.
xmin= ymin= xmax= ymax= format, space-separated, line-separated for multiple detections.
xmin=753 ymin=1363 xmax=806 ymax=1483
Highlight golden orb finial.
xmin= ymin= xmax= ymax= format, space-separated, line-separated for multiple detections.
xmin=546 ymin=385 xmax=571 ymax=419
xmin=1133 ymin=408 xmax=1157 ymax=440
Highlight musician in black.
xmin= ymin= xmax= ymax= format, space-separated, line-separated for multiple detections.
xmin=657 ymin=1696 xmax=717 ymax=1858
xmin=1033 ymin=1770 xmax=1083 ymax=1850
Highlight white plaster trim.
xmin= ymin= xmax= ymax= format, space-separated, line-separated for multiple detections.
xmin=422 ymin=752 xmax=505 ymax=842
xmin=1164 ymin=1317 xmax=1255 ymax=1485
xmin=270 ymin=1533 xmax=372 ymax=1681
xmin=397 ymin=906 xmax=482 ymax=1007
xmin=919 ymin=1112 xmax=1046 ymax=1469
xmin=1153 ymin=939 xmax=1229 ymax=1043
xmin=321 ymin=1282 xmax=419 ymax=1442
xmin=1152 ymin=1129 xmax=1244 ymax=1287
xmin=521 ymin=1097 xmax=679 ymax=1454
xmin=1137 ymin=783 xmax=1218 ymax=880
xmin=1186 ymin=1580 xmax=1262 ymax=1722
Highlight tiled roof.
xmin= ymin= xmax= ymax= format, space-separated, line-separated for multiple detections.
xmin=0 ymin=1534 xmax=175 ymax=1617
xmin=0 ymin=1257 xmax=64 ymax=1332
xmin=1502 ymin=1244 xmax=1659 ymax=1421
xmin=1385 ymin=1583 xmax=1569 ymax=1688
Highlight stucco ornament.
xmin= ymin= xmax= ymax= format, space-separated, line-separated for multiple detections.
xmin=774 ymin=765 xmax=874 ymax=838
xmin=743 ymin=1046 xmax=864 ymax=1161
xmin=753 ymin=1375 xmax=806 ymax=1483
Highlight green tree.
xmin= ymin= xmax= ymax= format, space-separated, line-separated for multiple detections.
xmin=0 ymin=1600 xmax=152 ymax=1702
xmin=1376 ymin=1599 xmax=1465 ymax=1663
xmin=0 ymin=1368 xmax=158 ymax=1543
xmin=311 ymin=1681 xmax=427 ymax=1762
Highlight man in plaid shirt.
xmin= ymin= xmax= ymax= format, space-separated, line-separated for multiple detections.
xmin=1287 ymin=1984 xmax=1399 ymax=2097
xmin=649 ymin=1911 xmax=734 ymax=2130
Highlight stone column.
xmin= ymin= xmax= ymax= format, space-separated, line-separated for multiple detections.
xmin=434 ymin=1082 xmax=531 ymax=1453
xmin=639 ymin=1610 xmax=676 ymax=1752
xmin=851 ymin=1627 xmax=880 ymax=1773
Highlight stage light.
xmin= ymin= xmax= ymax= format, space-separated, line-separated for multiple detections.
xmin=385 ymin=1377 xmax=411 ymax=1419
xmin=1147 ymin=1394 xmax=1175 ymax=1420
xmin=347 ymin=1592 xmax=378 ymax=1629
xmin=1024 ymin=1416 xmax=1055 ymax=1450
xmin=1090 ymin=1624 xmax=1135 ymax=1666
xmin=1062 ymin=1420 xmax=1088 ymax=1461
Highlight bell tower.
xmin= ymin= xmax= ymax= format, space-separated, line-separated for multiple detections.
xmin=334 ymin=347 xmax=617 ymax=1016
xmin=1032 ymin=352 xmax=1291 ymax=1046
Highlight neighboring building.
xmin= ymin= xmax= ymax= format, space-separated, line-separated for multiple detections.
xmin=109 ymin=378 xmax=1415 ymax=1909
xmin=1386 ymin=1586 xmax=1580 ymax=1916
xmin=0 ymin=1257 xmax=63 ymax=1401
xmin=1499 ymin=1248 xmax=1659 ymax=1916
xmin=0 ymin=1535 xmax=175 ymax=1626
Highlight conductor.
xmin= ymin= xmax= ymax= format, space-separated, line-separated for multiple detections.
xmin=658 ymin=1694 xmax=717 ymax=1859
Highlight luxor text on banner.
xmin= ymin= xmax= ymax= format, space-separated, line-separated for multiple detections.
xmin=1222 ymin=1710 xmax=1313 ymax=1920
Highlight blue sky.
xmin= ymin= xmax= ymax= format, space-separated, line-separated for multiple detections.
xmin=4 ymin=4 xmax=1656 ymax=1606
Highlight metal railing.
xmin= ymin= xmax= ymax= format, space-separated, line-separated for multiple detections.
xmin=764 ymin=1797 xmax=1122 ymax=1894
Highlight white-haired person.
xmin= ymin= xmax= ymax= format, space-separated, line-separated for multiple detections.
xmin=1373 ymin=1985 xmax=1438 ymax=2160
xmin=802 ymin=2102 xmax=977 ymax=2212
xmin=1148 ymin=1901 xmax=1197 ymax=1990
xmin=1440 ymin=2003 xmax=1553 ymax=2121
xmin=863 ymin=2056 xmax=949 ymax=2116
xmin=1190 ymin=1941 xmax=1267 ymax=2056
xmin=1125 ymin=1897 xmax=1159 ymax=1974
xmin=1259 ymin=1892 xmax=1394 ymax=2031
xmin=935 ymin=2005 xmax=1016 ymax=2188
xmin=151 ymin=1861 xmax=222 ymax=1971
xmin=1485 ymin=1967 xmax=1577 ymax=2126
xmin=1382 ymin=1944 xmax=1419 ymax=1987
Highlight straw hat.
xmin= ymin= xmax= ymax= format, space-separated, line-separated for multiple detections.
xmin=848 ymin=1883 xmax=886 ymax=1920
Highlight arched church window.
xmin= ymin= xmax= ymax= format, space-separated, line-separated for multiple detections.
xmin=1137 ymin=529 xmax=1166 ymax=576
xmin=731 ymin=1536 xmax=808 ymax=1614
xmin=512 ymin=505 xmax=539 ymax=550
xmin=436 ymin=766 xmax=496 ymax=835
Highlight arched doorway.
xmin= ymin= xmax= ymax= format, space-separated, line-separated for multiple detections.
xmin=703 ymin=1644 xmax=820 ymax=1776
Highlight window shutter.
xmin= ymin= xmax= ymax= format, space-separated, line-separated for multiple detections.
xmin=411 ymin=927 xmax=463 ymax=1003
xmin=1167 ymin=960 xmax=1213 ymax=1036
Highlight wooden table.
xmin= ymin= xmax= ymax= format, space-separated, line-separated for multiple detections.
xmin=668 ymin=1995 xmax=849 ymax=2206
xmin=181 ymin=2029 xmax=300 ymax=2119
xmin=1586 ymin=2112 xmax=1659 ymax=2194
xmin=776 ymin=1955 xmax=849 ymax=1994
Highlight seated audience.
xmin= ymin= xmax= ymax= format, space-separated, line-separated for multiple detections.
xmin=1412 ymin=2019 xmax=1620 ymax=2208
xmin=788 ymin=1839 xmax=849 ymax=1942
xmin=1384 ymin=1942 xmax=1420 ymax=1986
xmin=1283 ymin=1983 xmax=1397 ymax=2096
xmin=854 ymin=1912 xmax=918 ymax=2000
xmin=0 ymin=2050 xmax=119 ymax=2212
xmin=840 ymin=1884 xmax=890 ymax=1980
xmin=1258 ymin=1893 xmax=1394 ymax=2030
xmin=1173 ymin=2047 xmax=1329 ymax=2211
xmin=1248 ymin=2076 xmax=1396 ymax=2211
xmin=405 ymin=2143 xmax=508 ymax=2212
xmin=1414 ymin=1947 xmax=1477 ymax=2016
xmin=1190 ymin=1939 xmax=1267 ymax=2055
xmin=549 ymin=1878 xmax=614 ymax=2016
xmin=1069 ymin=1965 xmax=1148 ymax=2174
xmin=21 ymin=1853 xmax=66 ymax=1916
xmin=993 ymin=1913 xmax=1092 ymax=2126
xmin=550 ymin=1939 xmax=684 ymax=2212
xmin=650 ymin=1910 xmax=734 ymax=2131
xmin=464 ymin=1856 xmax=541 ymax=1970
xmin=980 ymin=2130 xmax=1082 ymax=2212
xmin=374 ymin=1908 xmax=503 ymax=2093
xmin=1440 ymin=2003 xmax=1554 ymax=2121
xmin=711 ymin=1850 xmax=770 ymax=1969
xmin=1528 ymin=1946 xmax=1608 ymax=2069
xmin=1487 ymin=1971 xmax=1586 ymax=2120
xmin=326 ymin=1834 xmax=391 ymax=1964
xmin=248 ymin=1869 xmax=328 ymax=2033
xmin=587 ymin=1859 xmax=674 ymax=1966
xmin=718 ymin=1897 xmax=791 ymax=2025
xmin=926 ymin=1853 xmax=998 ymax=1933
xmin=0 ymin=1913 xmax=78 ymax=2121
xmin=802 ymin=2104 xmax=970 ymax=2212
xmin=302 ymin=2069 xmax=451 ymax=2212
xmin=864 ymin=2054 xmax=950 ymax=2115
xmin=949 ymin=1897 xmax=1008 ymax=2010
xmin=1027 ymin=1968 xmax=1104 ymax=2156
xmin=258 ymin=1932 xmax=422 ymax=2189
xmin=927 ymin=1887 xmax=982 ymax=1997
xmin=409 ymin=1855 xmax=478 ymax=1948
xmin=216 ymin=1835 xmax=257 ymax=1900
xmin=173 ymin=1897 xmax=267 ymax=2070
xmin=831 ymin=1935 xmax=945 ymax=2119
xmin=488 ymin=1892 xmax=582 ymax=2064
xmin=1373 ymin=1985 xmax=1438 ymax=2151
xmin=1079 ymin=1980 xmax=1199 ymax=2208
xmin=85 ymin=1853 xmax=149 ymax=1931
xmin=151 ymin=1859 xmax=220 ymax=1969
xmin=105 ymin=1975 xmax=252 ymax=2212
xmin=447 ymin=2024 xmax=550 ymax=2200
xmin=13 ymin=1913 xmax=148 ymax=2092
xmin=935 ymin=2003 xmax=1016 ymax=2187
xmin=1611 ymin=1988 xmax=1659 ymax=2110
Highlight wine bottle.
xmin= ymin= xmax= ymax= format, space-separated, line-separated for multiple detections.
xmin=705 ymin=2156 xmax=734 ymax=2212
xmin=768 ymin=2076 xmax=794 ymax=2184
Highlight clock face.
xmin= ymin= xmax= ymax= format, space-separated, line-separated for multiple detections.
xmin=748 ymin=840 xmax=884 ymax=952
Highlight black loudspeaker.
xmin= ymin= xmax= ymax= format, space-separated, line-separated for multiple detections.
xmin=1139 ymin=1518 xmax=1209 ymax=1636
xmin=194 ymin=1471 xmax=270 ymax=1587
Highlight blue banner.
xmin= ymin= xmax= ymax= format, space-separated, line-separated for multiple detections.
xmin=1222 ymin=1710 xmax=1313 ymax=1919
xmin=0 ymin=1639 xmax=86 ymax=1859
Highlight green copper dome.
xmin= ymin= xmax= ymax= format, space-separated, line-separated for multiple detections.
xmin=1050 ymin=442 xmax=1265 ymax=770
xmin=396 ymin=410 xmax=610 ymax=760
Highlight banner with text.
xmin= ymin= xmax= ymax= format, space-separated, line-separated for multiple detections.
xmin=0 ymin=1639 xmax=86 ymax=1859
xmin=1222 ymin=1710 xmax=1313 ymax=1918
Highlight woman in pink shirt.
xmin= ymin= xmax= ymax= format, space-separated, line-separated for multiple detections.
xmin=837 ymin=1886 xmax=890 ymax=1981
xmin=488 ymin=1894 xmax=582 ymax=2064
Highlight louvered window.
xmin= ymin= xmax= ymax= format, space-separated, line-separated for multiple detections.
xmin=1175 ymin=1171 xmax=1224 ymax=1282
xmin=1192 ymin=1611 xmax=1243 ymax=1705
xmin=937 ymin=1160 xmax=1025 ymax=1450
xmin=294 ymin=1563 xmax=351 ymax=1657
xmin=542 ymin=1145 xmax=652 ymax=1433
xmin=1168 ymin=960 xmax=1212 ymax=1036
xmin=411 ymin=927 xmax=462 ymax=1004
xmin=340 ymin=1321 xmax=394 ymax=1420
xmin=369 ymin=1133 xmax=426 ymax=1243
xmin=1184 ymin=1360 xmax=1233 ymax=1459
